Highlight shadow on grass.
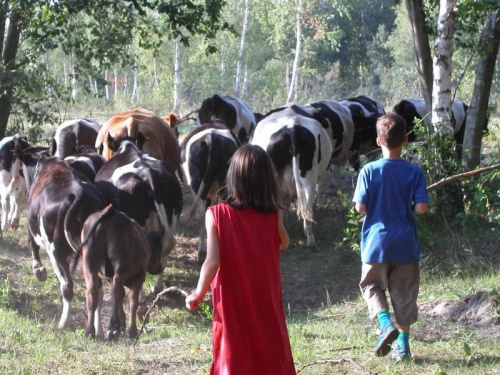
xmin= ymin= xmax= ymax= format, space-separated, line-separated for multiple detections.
xmin=413 ymin=355 xmax=500 ymax=369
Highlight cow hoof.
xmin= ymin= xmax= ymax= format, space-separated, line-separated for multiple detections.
xmin=34 ymin=267 xmax=47 ymax=281
xmin=10 ymin=219 xmax=19 ymax=230
xmin=128 ymin=328 xmax=138 ymax=339
xmin=197 ymin=252 xmax=207 ymax=265
xmin=106 ymin=330 xmax=120 ymax=341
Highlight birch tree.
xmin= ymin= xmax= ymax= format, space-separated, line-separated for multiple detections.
xmin=173 ymin=36 xmax=181 ymax=111
xmin=235 ymin=0 xmax=250 ymax=94
xmin=431 ymin=0 xmax=457 ymax=135
xmin=287 ymin=0 xmax=303 ymax=104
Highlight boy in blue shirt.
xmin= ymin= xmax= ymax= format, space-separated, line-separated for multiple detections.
xmin=353 ymin=113 xmax=429 ymax=360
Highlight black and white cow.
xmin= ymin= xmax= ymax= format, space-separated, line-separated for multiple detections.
xmin=65 ymin=152 xmax=105 ymax=183
xmin=339 ymin=96 xmax=386 ymax=171
xmin=95 ymin=138 xmax=183 ymax=294
xmin=304 ymin=100 xmax=355 ymax=167
xmin=14 ymin=143 xmax=107 ymax=329
xmin=392 ymin=98 xmax=474 ymax=156
xmin=180 ymin=122 xmax=240 ymax=262
xmin=50 ymin=118 xmax=101 ymax=159
xmin=251 ymin=105 xmax=333 ymax=247
xmin=0 ymin=135 xmax=30 ymax=232
xmin=198 ymin=94 xmax=257 ymax=143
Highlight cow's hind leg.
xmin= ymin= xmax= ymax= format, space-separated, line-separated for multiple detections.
xmin=127 ymin=273 xmax=146 ymax=338
xmin=29 ymin=232 xmax=47 ymax=281
xmin=107 ymin=274 xmax=125 ymax=340
xmin=84 ymin=273 xmax=102 ymax=338
xmin=46 ymin=247 xmax=74 ymax=329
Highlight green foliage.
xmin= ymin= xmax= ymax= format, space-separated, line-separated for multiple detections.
xmin=337 ymin=191 xmax=362 ymax=253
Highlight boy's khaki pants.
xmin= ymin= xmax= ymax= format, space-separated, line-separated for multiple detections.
xmin=359 ymin=262 xmax=419 ymax=326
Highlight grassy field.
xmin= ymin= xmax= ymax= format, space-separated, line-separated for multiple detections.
xmin=0 ymin=160 xmax=499 ymax=375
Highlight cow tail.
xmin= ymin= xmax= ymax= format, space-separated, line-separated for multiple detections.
xmin=70 ymin=204 xmax=114 ymax=274
xmin=62 ymin=189 xmax=85 ymax=254
xmin=290 ymin=127 xmax=312 ymax=222
xmin=186 ymin=135 xmax=213 ymax=221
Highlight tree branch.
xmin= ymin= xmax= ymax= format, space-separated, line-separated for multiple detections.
xmin=427 ymin=163 xmax=500 ymax=191
xmin=134 ymin=286 xmax=189 ymax=346
xmin=296 ymin=356 xmax=377 ymax=375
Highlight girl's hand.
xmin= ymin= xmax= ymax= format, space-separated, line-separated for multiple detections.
xmin=186 ymin=292 xmax=203 ymax=311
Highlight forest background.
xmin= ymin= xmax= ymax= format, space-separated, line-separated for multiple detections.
xmin=0 ymin=1 xmax=500 ymax=374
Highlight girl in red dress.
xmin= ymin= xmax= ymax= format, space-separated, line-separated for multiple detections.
xmin=186 ymin=144 xmax=296 ymax=375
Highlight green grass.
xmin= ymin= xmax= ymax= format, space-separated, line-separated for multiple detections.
xmin=0 ymin=179 xmax=499 ymax=374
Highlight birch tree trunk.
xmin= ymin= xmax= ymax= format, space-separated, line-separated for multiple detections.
xmin=241 ymin=66 xmax=248 ymax=96
xmin=131 ymin=68 xmax=139 ymax=103
xmin=431 ymin=0 xmax=456 ymax=135
xmin=287 ymin=0 xmax=303 ymax=104
xmin=70 ymin=53 xmax=77 ymax=100
xmin=173 ymin=35 xmax=181 ymax=111
xmin=104 ymin=70 xmax=110 ymax=102
xmin=404 ymin=0 xmax=434 ymax=117
xmin=114 ymin=68 xmax=118 ymax=99
xmin=234 ymin=0 xmax=250 ymax=94
xmin=462 ymin=11 xmax=500 ymax=170
xmin=153 ymin=58 xmax=160 ymax=89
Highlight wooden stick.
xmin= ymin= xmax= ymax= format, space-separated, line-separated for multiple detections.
xmin=427 ymin=163 xmax=500 ymax=191
xmin=296 ymin=356 xmax=377 ymax=375
xmin=134 ymin=286 xmax=189 ymax=346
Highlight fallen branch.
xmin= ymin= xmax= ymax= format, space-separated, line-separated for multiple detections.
xmin=296 ymin=356 xmax=377 ymax=375
xmin=134 ymin=286 xmax=189 ymax=346
xmin=427 ymin=163 xmax=500 ymax=191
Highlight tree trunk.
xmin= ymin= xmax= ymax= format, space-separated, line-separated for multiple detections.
xmin=462 ymin=11 xmax=500 ymax=170
xmin=173 ymin=36 xmax=181 ymax=111
xmin=431 ymin=0 xmax=456 ymax=134
xmin=131 ymin=68 xmax=139 ymax=103
xmin=105 ymin=70 xmax=110 ymax=102
xmin=234 ymin=0 xmax=250 ymax=94
xmin=70 ymin=53 xmax=77 ymax=100
xmin=404 ymin=0 xmax=434 ymax=118
xmin=0 ymin=8 xmax=21 ymax=139
xmin=114 ymin=68 xmax=118 ymax=99
xmin=153 ymin=58 xmax=160 ymax=88
xmin=287 ymin=0 xmax=303 ymax=104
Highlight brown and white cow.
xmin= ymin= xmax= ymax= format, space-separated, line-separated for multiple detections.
xmin=15 ymin=144 xmax=107 ymax=329
xmin=0 ymin=135 xmax=30 ymax=233
xmin=50 ymin=118 xmax=101 ymax=159
xmin=71 ymin=204 xmax=161 ymax=339
xmin=180 ymin=122 xmax=240 ymax=262
xmin=95 ymin=139 xmax=183 ymax=294
xmin=95 ymin=108 xmax=180 ymax=171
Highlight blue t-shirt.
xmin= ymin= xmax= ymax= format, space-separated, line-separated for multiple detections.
xmin=352 ymin=158 xmax=429 ymax=263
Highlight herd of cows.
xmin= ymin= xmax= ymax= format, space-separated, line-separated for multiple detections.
xmin=0 ymin=94 xmax=472 ymax=339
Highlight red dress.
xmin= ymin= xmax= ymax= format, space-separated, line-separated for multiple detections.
xmin=208 ymin=203 xmax=296 ymax=375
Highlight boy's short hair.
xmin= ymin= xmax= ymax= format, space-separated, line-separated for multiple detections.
xmin=376 ymin=113 xmax=407 ymax=149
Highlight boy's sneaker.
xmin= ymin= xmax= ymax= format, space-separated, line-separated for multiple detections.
xmin=374 ymin=322 xmax=399 ymax=357
xmin=391 ymin=341 xmax=412 ymax=360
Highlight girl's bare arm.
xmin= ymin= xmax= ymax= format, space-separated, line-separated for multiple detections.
xmin=186 ymin=210 xmax=221 ymax=310
xmin=278 ymin=211 xmax=289 ymax=250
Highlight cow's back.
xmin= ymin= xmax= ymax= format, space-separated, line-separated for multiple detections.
xmin=96 ymin=108 xmax=180 ymax=170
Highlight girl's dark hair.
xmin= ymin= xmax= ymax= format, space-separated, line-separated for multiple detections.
xmin=224 ymin=144 xmax=281 ymax=213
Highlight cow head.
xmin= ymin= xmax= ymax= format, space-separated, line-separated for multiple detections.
xmin=106 ymin=132 xmax=149 ymax=154
xmin=163 ymin=112 xmax=180 ymax=139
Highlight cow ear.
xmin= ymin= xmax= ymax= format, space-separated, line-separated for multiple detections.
xmin=48 ymin=138 xmax=57 ymax=156
xmin=107 ymin=133 xmax=119 ymax=152
xmin=136 ymin=132 xmax=149 ymax=150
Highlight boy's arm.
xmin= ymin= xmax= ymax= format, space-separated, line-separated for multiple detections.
xmin=278 ymin=211 xmax=289 ymax=250
xmin=355 ymin=203 xmax=367 ymax=214
xmin=414 ymin=202 xmax=428 ymax=214
xmin=185 ymin=209 xmax=220 ymax=311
